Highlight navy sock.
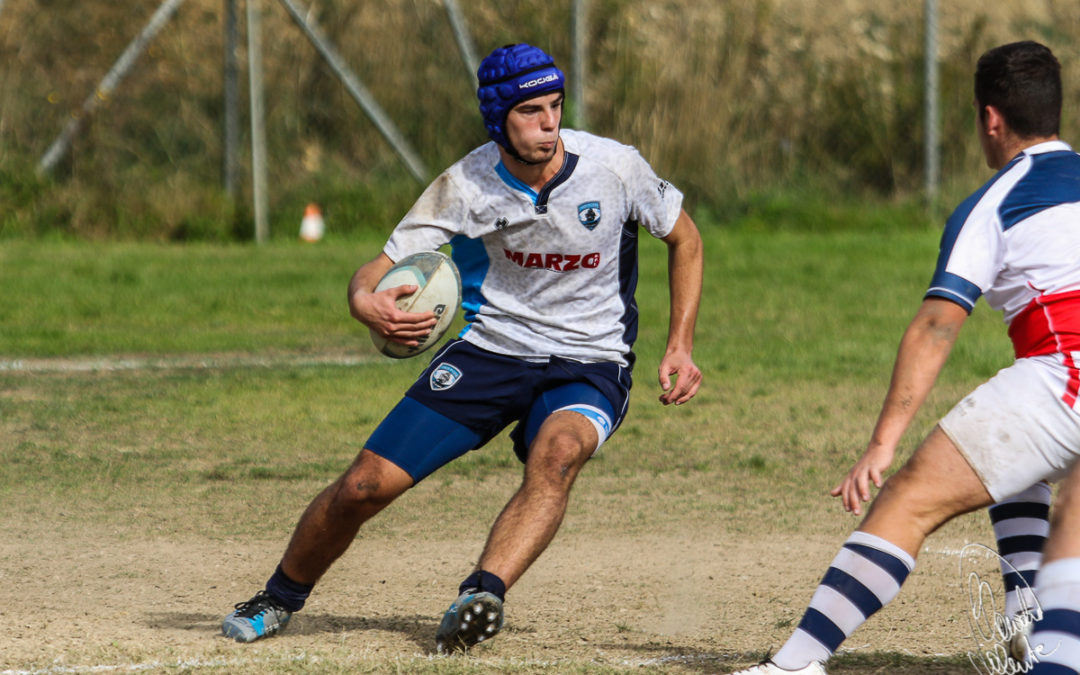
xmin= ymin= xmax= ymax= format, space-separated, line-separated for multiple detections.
xmin=459 ymin=569 xmax=507 ymax=602
xmin=265 ymin=564 xmax=314 ymax=613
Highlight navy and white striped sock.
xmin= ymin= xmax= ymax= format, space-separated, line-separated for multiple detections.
xmin=1028 ymin=558 xmax=1080 ymax=674
xmin=772 ymin=531 xmax=914 ymax=670
xmin=989 ymin=482 xmax=1051 ymax=618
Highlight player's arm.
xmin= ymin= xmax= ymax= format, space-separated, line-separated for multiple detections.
xmin=832 ymin=297 xmax=969 ymax=514
xmin=657 ymin=209 xmax=704 ymax=406
xmin=348 ymin=252 xmax=437 ymax=346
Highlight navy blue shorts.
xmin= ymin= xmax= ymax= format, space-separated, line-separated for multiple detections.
xmin=365 ymin=339 xmax=632 ymax=482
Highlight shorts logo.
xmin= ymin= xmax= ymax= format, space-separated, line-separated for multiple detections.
xmin=430 ymin=363 xmax=462 ymax=391
xmin=577 ymin=201 xmax=601 ymax=230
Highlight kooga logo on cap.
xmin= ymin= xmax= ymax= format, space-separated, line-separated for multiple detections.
xmin=519 ymin=73 xmax=559 ymax=90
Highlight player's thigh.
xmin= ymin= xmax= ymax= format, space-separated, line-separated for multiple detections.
xmin=523 ymin=410 xmax=599 ymax=480
xmin=335 ymin=448 xmax=416 ymax=504
xmin=862 ymin=426 xmax=994 ymax=541
xmin=365 ymin=396 xmax=484 ymax=483
xmin=405 ymin=339 xmax=540 ymax=440
xmin=519 ymin=381 xmax=619 ymax=459
xmin=368 ymin=340 xmax=540 ymax=482
xmin=1044 ymin=460 xmax=1080 ymax=561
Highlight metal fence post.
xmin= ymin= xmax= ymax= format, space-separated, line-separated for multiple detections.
xmin=924 ymin=0 xmax=940 ymax=204
xmin=443 ymin=0 xmax=478 ymax=90
xmin=247 ymin=0 xmax=269 ymax=243
xmin=223 ymin=0 xmax=240 ymax=200
xmin=275 ymin=0 xmax=428 ymax=183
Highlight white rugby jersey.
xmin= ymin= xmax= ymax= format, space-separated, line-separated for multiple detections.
xmin=926 ymin=140 xmax=1080 ymax=366
xmin=383 ymin=129 xmax=684 ymax=368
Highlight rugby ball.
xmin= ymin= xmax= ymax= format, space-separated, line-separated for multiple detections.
xmin=370 ymin=251 xmax=462 ymax=359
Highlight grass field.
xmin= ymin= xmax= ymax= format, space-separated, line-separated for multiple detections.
xmin=0 ymin=228 xmax=1018 ymax=674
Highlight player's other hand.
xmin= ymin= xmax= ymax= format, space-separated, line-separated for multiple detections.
xmin=658 ymin=349 xmax=701 ymax=406
xmin=830 ymin=443 xmax=896 ymax=515
xmin=350 ymin=284 xmax=437 ymax=346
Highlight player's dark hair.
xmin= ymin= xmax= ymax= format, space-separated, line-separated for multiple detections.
xmin=975 ymin=41 xmax=1061 ymax=138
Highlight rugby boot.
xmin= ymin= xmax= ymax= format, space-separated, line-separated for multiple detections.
xmin=222 ymin=590 xmax=291 ymax=642
xmin=1008 ymin=611 xmax=1035 ymax=667
xmin=435 ymin=590 xmax=504 ymax=653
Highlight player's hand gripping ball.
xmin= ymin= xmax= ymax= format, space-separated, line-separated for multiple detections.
xmin=370 ymin=251 xmax=462 ymax=359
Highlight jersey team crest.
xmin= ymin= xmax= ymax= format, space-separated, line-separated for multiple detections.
xmin=577 ymin=202 xmax=601 ymax=230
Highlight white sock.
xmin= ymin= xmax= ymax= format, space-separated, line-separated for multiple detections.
xmin=1028 ymin=557 xmax=1080 ymax=673
xmin=772 ymin=531 xmax=914 ymax=670
xmin=989 ymin=482 xmax=1051 ymax=617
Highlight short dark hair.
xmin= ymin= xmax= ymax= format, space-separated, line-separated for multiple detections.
xmin=975 ymin=41 xmax=1062 ymax=138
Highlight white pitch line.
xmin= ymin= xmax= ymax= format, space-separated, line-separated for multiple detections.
xmin=924 ymin=545 xmax=999 ymax=559
xmin=0 ymin=352 xmax=381 ymax=374
xmin=0 ymin=654 xmax=309 ymax=675
xmin=619 ymin=653 xmax=727 ymax=667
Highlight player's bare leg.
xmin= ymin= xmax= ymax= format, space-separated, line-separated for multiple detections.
xmin=280 ymin=449 xmax=415 ymax=584
xmin=1042 ymin=464 xmax=1080 ymax=563
xmin=740 ymin=428 xmax=995 ymax=674
xmin=435 ymin=411 xmax=597 ymax=652
xmin=1023 ymin=462 xmax=1080 ymax=672
xmin=858 ymin=426 xmax=993 ymax=555
xmin=223 ymin=450 xmax=413 ymax=643
xmin=478 ymin=410 xmax=598 ymax=586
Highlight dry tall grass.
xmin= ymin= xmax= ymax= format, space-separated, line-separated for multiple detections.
xmin=1 ymin=1 xmax=1078 ymax=237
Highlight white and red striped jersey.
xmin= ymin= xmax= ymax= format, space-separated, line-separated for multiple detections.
xmin=926 ymin=140 xmax=1080 ymax=361
xmin=383 ymin=129 xmax=684 ymax=368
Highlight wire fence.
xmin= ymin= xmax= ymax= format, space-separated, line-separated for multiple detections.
xmin=1 ymin=1 xmax=1078 ymax=239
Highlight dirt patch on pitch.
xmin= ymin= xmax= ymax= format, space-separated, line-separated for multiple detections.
xmin=0 ymin=508 xmax=998 ymax=674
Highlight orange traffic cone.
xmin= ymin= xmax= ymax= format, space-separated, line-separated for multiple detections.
xmin=299 ymin=203 xmax=325 ymax=242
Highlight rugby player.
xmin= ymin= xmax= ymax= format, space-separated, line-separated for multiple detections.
xmin=221 ymin=42 xmax=703 ymax=652
xmin=727 ymin=41 xmax=1080 ymax=675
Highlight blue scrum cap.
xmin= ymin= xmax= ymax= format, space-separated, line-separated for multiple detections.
xmin=477 ymin=43 xmax=565 ymax=150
